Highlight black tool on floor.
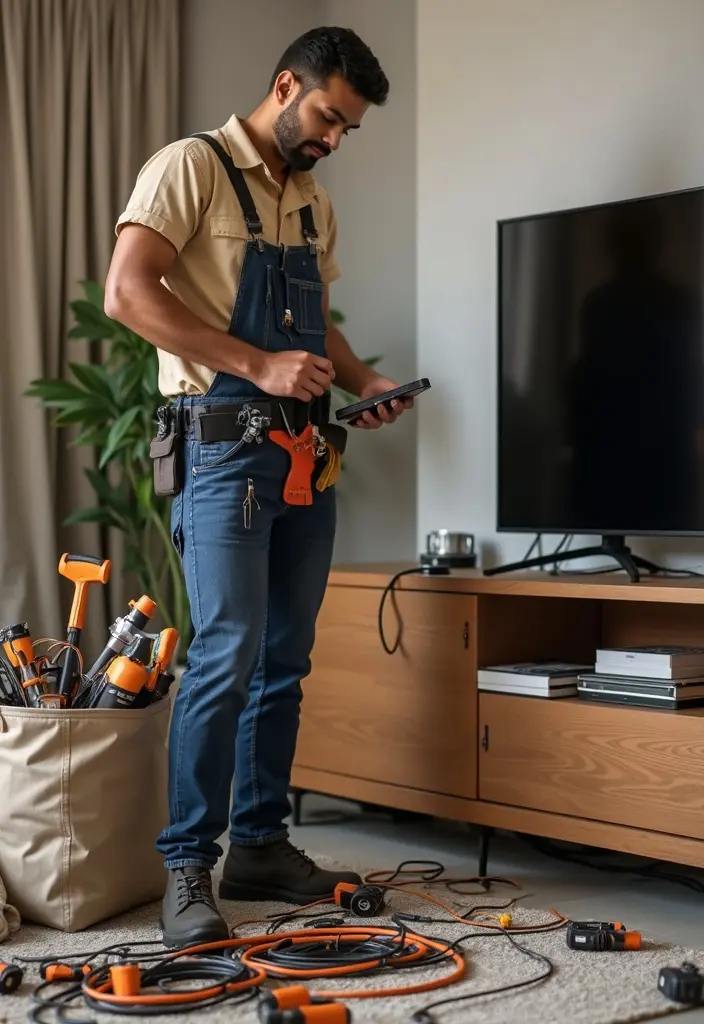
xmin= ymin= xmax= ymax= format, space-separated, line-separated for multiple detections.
xmin=334 ymin=882 xmax=386 ymax=917
xmin=658 ymin=963 xmax=704 ymax=1006
xmin=0 ymin=961 xmax=23 ymax=995
xmin=566 ymin=920 xmax=641 ymax=951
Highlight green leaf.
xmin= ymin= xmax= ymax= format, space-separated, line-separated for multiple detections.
xmin=54 ymin=401 xmax=108 ymax=426
xmin=70 ymin=425 xmax=109 ymax=447
xmin=67 ymin=322 xmax=114 ymax=342
xmin=68 ymin=362 xmax=115 ymax=401
xmin=24 ymin=378 xmax=88 ymax=403
xmin=68 ymin=299 xmax=118 ymax=338
xmin=63 ymin=506 xmax=121 ymax=527
xmin=84 ymin=468 xmax=124 ymax=508
xmin=98 ymin=406 xmax=143 ymax=469
xmin=80 ymin=279 xmax=106 ymax=309
xmin=329 ymin=308 xmax=345 ymax=324
xmin=136 ymin=474 xmax=154 ymax=512
xmin=118 ymin=361 xmax=149 ymax=402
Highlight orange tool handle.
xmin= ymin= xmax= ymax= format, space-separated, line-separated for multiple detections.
xmin=4 ymin=635 xmax=33 ymax=668
xmin=130 ymin=595 xmax=157 ymax=619
xmin=146 ymin=628 xmax=179 ymax=692
xmin=58 ymin=554 xmax=111 ymax=630
xmin=270 ymin=426 xmax=317 ymax=506
xmin=286 ymin=1004 xmax=350 ymax=1023
xmin=110 ymin=964 xmax=141 ymax=996
xmin=41 ymin=963 xmax=92 ymax=982
xmin=1 ymin=641 xmax=19 ymax=668
xmin=262 ymin=985 xmax=313 ymax=1010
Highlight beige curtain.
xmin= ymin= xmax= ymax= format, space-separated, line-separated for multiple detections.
xmin=0 ymin=0 xmax=179 ymax=652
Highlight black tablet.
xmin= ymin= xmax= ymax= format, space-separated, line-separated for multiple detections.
xmin=335 ymin=378 xmax=431 ymax=423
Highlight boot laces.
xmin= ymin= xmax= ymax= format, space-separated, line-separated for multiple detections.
xmin=281 ymin=842 xmax=316 ymax=875
xmin=176 ymin=871 xmax=217 ymax=912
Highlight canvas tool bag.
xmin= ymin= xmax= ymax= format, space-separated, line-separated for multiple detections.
xmin=0 ymin=698 xmax=170 ymax=932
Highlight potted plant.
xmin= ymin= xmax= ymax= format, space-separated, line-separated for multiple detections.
xmin=26 ymin=281 xmax=379 ymax=657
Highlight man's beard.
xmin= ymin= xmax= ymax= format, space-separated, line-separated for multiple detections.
xmin=273 ymin=98 xmax=330 ymax=171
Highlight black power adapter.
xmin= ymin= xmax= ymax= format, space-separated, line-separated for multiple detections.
xmin=658 ymin=963 xmax=704 ymax=1006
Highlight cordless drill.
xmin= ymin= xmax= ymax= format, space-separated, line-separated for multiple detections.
xmin=566 ymin=920 xmax=641 ymax=951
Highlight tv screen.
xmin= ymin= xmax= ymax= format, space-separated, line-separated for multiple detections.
xmin=498 ymin=187 xmax=704 ymax=537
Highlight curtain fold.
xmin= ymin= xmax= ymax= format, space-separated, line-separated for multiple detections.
xmin=0 ymin=0 xmax=179 ymax=653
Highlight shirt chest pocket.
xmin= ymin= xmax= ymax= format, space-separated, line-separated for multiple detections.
xmin=210 ymin=215 xmax=250 ymax=242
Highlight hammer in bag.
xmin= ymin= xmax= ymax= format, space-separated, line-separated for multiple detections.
xmin=57 ymin=553 xmax=111 ymax=705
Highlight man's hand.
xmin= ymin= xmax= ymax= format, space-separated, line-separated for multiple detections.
xmin=350 ymin=375 xmax=415 ymax=430
xmin=251 ymin=350 xmax=335 ymax=401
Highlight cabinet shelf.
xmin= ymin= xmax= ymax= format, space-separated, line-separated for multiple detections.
xmin=291 ymin=565 xmax=704 ymax=868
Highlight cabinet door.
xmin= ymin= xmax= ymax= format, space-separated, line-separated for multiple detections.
xmin=295 ymin=585 xmax=477 ymax=799
xmin=479 ymin=693 xmax=704 ymax=839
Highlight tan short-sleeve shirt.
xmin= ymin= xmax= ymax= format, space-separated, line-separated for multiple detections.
xmin=115 ymin=115 xmax=342 ymax=397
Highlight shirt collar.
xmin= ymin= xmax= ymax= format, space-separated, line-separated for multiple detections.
xmin=219 ymin=114 xmax=318 ymax=201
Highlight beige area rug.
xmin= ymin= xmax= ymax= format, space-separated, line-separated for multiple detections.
xmin=0 ymin=857 xmax=702 ymax=1024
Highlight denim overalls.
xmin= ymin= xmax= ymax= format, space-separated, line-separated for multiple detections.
xmin=157 ymin=135 xmax=337 ymax=869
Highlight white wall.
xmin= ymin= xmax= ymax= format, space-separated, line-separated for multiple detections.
xmin=316 ymin=0 xmax=418 ymax=563
xmin=180 ymin=0 xmax=418 ymax=564
xmin=417 ymin=0 xmax=704 ymax=571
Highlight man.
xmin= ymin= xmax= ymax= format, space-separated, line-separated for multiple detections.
xmin=105 ymin=26 xmax=412 ymax=946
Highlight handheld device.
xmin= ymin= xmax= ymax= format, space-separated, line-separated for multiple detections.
xmin=335 ymin=378 xmax=431 ymax=423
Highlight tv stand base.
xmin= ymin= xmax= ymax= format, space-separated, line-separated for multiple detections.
xmin=483 ymin=534 xmax=662 ymax=583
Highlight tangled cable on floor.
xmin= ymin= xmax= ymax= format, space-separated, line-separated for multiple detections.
xmin=13 ymin=861 xmax=567 ymax=1023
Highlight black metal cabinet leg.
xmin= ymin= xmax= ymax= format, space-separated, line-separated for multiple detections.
xmin=478 ymin=825 xmax=494 ymax=880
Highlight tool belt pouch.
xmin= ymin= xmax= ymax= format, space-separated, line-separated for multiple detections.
xmin=150 ymin=430 xmax=183 ymax=498
xmin=0 ymin=698 xmax=170 ymax=931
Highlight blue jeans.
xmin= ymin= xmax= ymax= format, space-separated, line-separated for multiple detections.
xmin=157 ymin=396 xmax=336 ymax=869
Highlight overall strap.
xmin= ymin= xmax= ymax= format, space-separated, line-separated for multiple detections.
xmin=191 ymin=133 xmax=263 ymax=238
xmin=298 ymin=203 xmax=318 ymax=256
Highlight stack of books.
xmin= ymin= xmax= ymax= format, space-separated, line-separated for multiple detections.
xmin=477 ymin=661 xmax=593 ymax=699
xmin=577 ymin=646 xmax=704 ymax=709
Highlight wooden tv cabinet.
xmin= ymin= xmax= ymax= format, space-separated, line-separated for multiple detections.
xmin=291 ymin=563 xmax=704 ymax=869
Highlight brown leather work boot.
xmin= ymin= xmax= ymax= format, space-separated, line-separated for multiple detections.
xmin=218 ymin=838 xmax=361 ymax=905
xmin=160 ymin=866 xmax=230 ymax=947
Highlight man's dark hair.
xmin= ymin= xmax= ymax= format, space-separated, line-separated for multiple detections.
xmin=270 ymin=27 xmax=389 ymax=106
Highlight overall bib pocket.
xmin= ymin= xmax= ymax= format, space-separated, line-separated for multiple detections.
xmin=286 ymin=277 xmax=327 ymax=335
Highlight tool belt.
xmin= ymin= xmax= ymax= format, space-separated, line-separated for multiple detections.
xmin=149 ymin=395 xmax=347 ymax=501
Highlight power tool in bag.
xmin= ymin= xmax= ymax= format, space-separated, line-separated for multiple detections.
xmin=0 ymin=554 xmax=180 ymax=711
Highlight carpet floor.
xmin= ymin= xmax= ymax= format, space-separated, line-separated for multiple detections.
xmin=1 ymin=856 xmax=702 ymax=1024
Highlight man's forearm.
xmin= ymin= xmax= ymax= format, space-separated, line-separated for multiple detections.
xmin=325 ymin=323 xmax=380 ymax=397
xmin=105 ymin=278 xmax=264 ymax=383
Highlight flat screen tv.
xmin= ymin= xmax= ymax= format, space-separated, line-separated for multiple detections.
xmin=497 ymin=186 xmax=704 ymax=543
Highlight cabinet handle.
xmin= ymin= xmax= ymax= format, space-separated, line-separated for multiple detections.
xmin=463 ymin=622 xmax=469 ymax=649
xmin=481 ymin=724 xmax=489 ymax=752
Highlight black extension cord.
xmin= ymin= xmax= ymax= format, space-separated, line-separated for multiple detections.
xmin=378 ymin=566 xmax=451 ymax=654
